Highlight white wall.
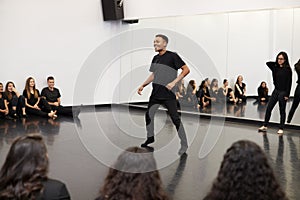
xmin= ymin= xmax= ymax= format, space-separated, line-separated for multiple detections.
xmin=0 ymin=0 xmax=129 ymax=106
xmin=1 ymin=1 xmax=300 ymax=106
xmin=124 ymin=0 xmax=300 ymax=20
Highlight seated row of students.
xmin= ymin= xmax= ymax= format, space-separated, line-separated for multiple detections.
xmin=0 ymin=134 xmax=288 ymax=199
xmin=176 ymin=77 xmax=269 ymax=110
xmin=0 ymin=76 xmax=80 ymax=120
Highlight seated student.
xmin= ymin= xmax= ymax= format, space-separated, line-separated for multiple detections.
xmin=234 ymin=75 xmax=247 ymax=103
xmin=41 ymin=76 xmax=80 ymax=117
xmin=175 ymin=79 xmax=187 ymax=109
xmin=197 ymin=80 xmax=215 ymax=109
xmin=218 ymin=79 xmax=238 ymax=104
xmin=257 ymin=81 xmax=269 ymax=103
xmin=185 ymin=80 xmax=200 ymax=110
xmin=23 ymin=77 xmax=57 ymax=119
xmin=203 ymin=140 xmax=287 ymax=200
xmin=0 ymin=133 xmax=70 ymax=200
xmin=210 ymin=78 xmax=219 ymax=103
xmin=95 ymin=146 xmax=169 ymax=200
xmin=4 ymin=81 xmax=27 ymax=118
xmin=0 ymin=83 xmax=9 ymax=119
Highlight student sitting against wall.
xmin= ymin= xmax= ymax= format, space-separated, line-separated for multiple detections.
xmin=257 ymin=81 xmax=269 ymax=103
xmin=41 ymin=76 xmax=80 ymax=118
xmin=234 ymin=75 xmax=247 ymax=103
xmin=4 ymin=81 xmax=27 ymax=118
xmin=0 ymin=83 xmax=9 ymax=119
xmin=185 ymin=80 xmax=200 ymax=110
xmin=218 ymin=79 xmax=238 ymax=104
xmin=23 ymin=77 xmax=57 ymax=119
xmin=209 ymin=78 xmax=219 ymax=103
xmin=197 ymin=80 xmax=215 ymax=109
xmin=0 ymin=134 xmax=71 ymax=200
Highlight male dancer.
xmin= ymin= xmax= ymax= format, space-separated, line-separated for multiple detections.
xmin=137 ymin=34 xmax=190 ymax=155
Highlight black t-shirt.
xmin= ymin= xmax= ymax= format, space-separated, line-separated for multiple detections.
xmin=234 ymin=82 xmax=246 ymax=97
xmin=0 ymin=92 xmax=7 ymax=109
xmin=267 ymin=61 xmax=292 ymax=96
xmin=23 ymin=89 xmax=40 ymax=106
xmin=150 ymin=51 xmax=185 ymax=99
xmin=41 ymin=87 xmax=61 ymax=103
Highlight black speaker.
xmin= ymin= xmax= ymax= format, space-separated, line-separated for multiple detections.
xmin=101 ymin=0 xmax=124 ymax=21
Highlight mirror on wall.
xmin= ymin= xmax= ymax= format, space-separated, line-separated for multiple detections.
xmin=124 ymin=7 xmax=300 ymax=126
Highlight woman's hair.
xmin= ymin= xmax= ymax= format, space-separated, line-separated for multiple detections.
xmin=294 ymin=59 xmax=300 ymax=74
xmin=259 ymin=81 xmax=268 ymax=93
xmin=223 ymin=79 xmax=228 ymax=85
xmin=276 ymin=51 xmax=291 ymax=68
xmin=4 ymin=81 xmax=15 ymax=101
xmin=199 ymin=80 xmax=206 ymax=90
xmin=235 ymin=75 xmax=243 ymax=84
xmin=203 ymin=140 xmax=287 ymax=200
xmin=98 ymin=147 xmax=168 ymax=200
xmin=0 ymin=134 xmax=48 ymax=200
xmin=25 ymin=77 xmax=39 ymax=99
xmin=211 ymin=79 xmax=218 ymax=88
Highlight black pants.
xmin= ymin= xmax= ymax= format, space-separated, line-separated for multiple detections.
xmin=26 ymin=98 xmax=52 ymax=118
xmin=50 ymin=105 xmax=73 ymax=117
xmin=145 ymin=97 xmax=187 ymax=147
xmin=263 ymin=89 xmax=287 ymax=129
xmin=8 ymin=95 xmax=25 ymax=116
xmin=288 ymin=84 xmax=300 ymax=122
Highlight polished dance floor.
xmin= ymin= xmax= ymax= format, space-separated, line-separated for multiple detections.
xmin=0 ymin=104 xmax=300 ymax=200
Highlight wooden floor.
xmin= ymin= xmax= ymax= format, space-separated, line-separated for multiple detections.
xmin=0 ymin=105 xmax=300 ymax=200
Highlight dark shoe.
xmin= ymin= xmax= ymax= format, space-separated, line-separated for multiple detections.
xmin=142 ymin=146 xmax=154 ymax=152
xmin=12 ymin=113 xmax=19 ymax=119
xmin=141 ymin=136 xmax=154 ymax=147
xmin=21 ymin=114 xmax=28 ymax=118
xmin=5 ymin=115 xmax=14 ymax=120
xmin=178 ymin=145 xmax=188 ymax=156
xmin=286 ymin=118 xmax=291 ymax=123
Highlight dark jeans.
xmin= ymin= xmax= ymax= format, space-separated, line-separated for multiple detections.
xmin=26 ymin=98 xmax=52 ymax=118
xmin=145 ymin=97 xmax=187 ymax=147
xmin=50 ymin=105 xmax=73 ymax=117
xmin=263 ymin=89 xmax=287 ymax=129
xmin=288 ymin=84 xmax=300 ymax=122
xmin=8 ymin=95 xmax=25 ymax=115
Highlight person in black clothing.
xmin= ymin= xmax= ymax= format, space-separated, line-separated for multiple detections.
xmin=41 ymin=76 xmax=80 ymax=118
xmin=4 ymin=81 xmax=27 ymax=118
xmin=218 ymin=79 xmax=237 ymax=104
xmin=287 ymin=59 xmax=300 ymax=123
xmin=257 ymin=81 xmax=269 ymax=103
xmin=234 ymin=75 xmax=247 ymax=103
xmin=137 ymin=34 xmax=190 ymax=155
xmin=197 ymin=80 xmax=215 ymax=109
xmin=0 ymin=133 xmax=70 ymax=200
xmin=185 ymin=80 xmax=199 ymax=110
xmin=23 ymin=77 xmax=57 ymax=119
xmin=258 ymin=52 xmax=292 ymax=134
xmin=0 ymin=83 xmax=9 ymax=119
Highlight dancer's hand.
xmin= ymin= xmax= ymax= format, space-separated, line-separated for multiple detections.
xmin=284 ymin=97 xmax=289 ymax=101
xmin=166 ymin=82 xmax=175 ymax=90
xmin=137 ymin=86 xmax=144 ymax=95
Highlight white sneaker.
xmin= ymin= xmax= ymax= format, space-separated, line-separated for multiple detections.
xmin=258 ymin=126 xmax=267 ymax=132
xmin=277 ymin=129 xmax=283 ymax=134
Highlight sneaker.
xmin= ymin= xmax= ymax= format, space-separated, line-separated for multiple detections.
xmin=258 ymin=126 xmax=267 ymax=132
xmin=277 ymin=129 xmax=284 ymax=134
xmin=141 ymin=136 xmax=154 ymax=147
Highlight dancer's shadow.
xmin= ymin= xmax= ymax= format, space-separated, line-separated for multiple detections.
xmin=166 ymin=153 xmax=188 ymax=197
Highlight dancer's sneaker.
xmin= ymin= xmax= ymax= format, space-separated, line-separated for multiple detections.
xmin=258 ymin=126 xmax=267 ymax=132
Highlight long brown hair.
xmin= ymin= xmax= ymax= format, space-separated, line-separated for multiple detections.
xmin=25 ymin=77 xmax=39 ymax=99
xmin=98 ymin=147 xmax=169 ymax=200
xmin=4 ymin=81 xmax=15 ymax=101
xmin=0 ymin=134 xmax=48 ymax=199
